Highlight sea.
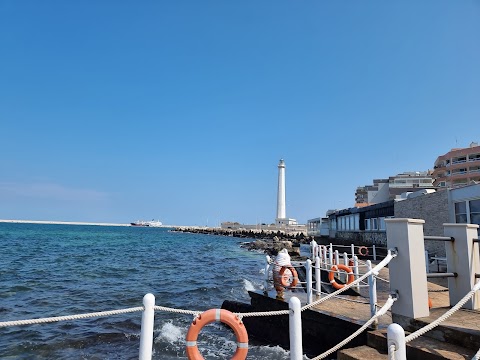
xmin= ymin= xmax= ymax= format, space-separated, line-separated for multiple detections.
xmin=0 ymin=223 xmax=300 ymax=359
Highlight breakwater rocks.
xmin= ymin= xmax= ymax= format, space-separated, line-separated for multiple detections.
xmin=172 ymin=227 xmax=314 ymax=257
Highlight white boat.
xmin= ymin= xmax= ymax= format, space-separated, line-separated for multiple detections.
xmin=130 ymin=219 xmax=162 ymax=227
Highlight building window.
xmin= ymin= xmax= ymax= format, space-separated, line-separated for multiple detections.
xmin=379 ymin=217 xmax=386 ymax=230
xmin=365 ymin=219 xmax=370 ymax=230
xmin=455 ymin=202 xmax=468 ymax=223
xmin=470 ymin=199 xmax=480 ymax=228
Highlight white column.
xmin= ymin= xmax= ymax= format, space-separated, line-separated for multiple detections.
xmin=386 ymin=218 xmax=429 ymax=319
xmin=444 ymin=223 xmax=480 ymax=309
xmin=289 ymin=297 xmax=303 ymax=360
xmin=387 ymin=323 xmax=406 ymax=360
xmin=276 ymin=159 xmax=286 ymax=220
xmin=139 ymin=293 xmax=155 ymax=360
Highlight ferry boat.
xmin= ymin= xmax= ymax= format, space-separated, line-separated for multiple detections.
xmin=130 ymin=220 xmax=162 ymax=227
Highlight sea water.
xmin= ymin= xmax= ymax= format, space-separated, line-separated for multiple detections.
xmin=0 ymin=223 xmax=296 ymax=359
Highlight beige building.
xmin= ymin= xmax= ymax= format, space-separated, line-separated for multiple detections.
xmin=355 ymin=171 xmax=434 ymax=206
xmin=432 ymin=142 xmax=480 ymax=188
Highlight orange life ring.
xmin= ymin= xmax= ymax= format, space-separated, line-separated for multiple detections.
xmin=358 ymin=246 xmax=369 ymax=256
xmin=328 ymin=264 xmax=355 ymax=290
xmin=186 ymin=309 xmax=248 ymax=360
xmin=279 ymin=265 xmax=299 ymax=288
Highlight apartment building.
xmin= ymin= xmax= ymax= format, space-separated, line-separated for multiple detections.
xmin=432 ymin=142 xmax=480 ymax=188
xmin=355 ymin=171 xmax=434 ymax=205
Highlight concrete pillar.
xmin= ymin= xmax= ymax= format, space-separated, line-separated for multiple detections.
xmin=386 ymin=218 xmax=429 ymax=319
xmin=276 ymin=159 xmax=286 ymax=220
xmin=444 ymin=223 xmax=480 ymax=309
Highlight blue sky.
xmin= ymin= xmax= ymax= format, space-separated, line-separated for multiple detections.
xmin=0 ymin=1 xmax=479 ymax=226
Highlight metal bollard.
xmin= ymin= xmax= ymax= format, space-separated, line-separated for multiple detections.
xmin=329 ymin=245 xmax=333 ymax=266
xmin=322 ymin=246 xmax=328 ymax=267
xmin=425 ymin=250 xmax=430 ymax=274
xmin=289 ymin=297 xmax=303 ymax=360
xmin=139 ymin=293 xmax=155 ymax=360
xmin=354 ymin=255 xmax=360 ymax=292
xmin=387 ymin=323 xmax=406 ymax=360
xmin=343 ymin=252 xmax=349 ymax=282
xmin=264 ymin=256 xmax=271 ymax=294
xmin=367 ymin=260 xmax=378 ymax=329
xmin=315 ymin=256 xmax=321 ymax=299
xmin=306 ymin=259 xmax=313 ymax=304
xmin=373 ymin=244 xmax=377 ymax=261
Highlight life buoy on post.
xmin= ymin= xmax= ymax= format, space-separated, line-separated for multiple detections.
xmin=186 ymin=309 xmax=248 ymax=360
xmin=279 ymin=265 xmax=299 ymax=288
xmin=358 ymin=246 xmax=369 ymax=257
xmin=328 ymin=264 xmax=355 ymax=290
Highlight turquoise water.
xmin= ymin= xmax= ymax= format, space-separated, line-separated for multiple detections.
xmin=0 ymin=223 xmax=293 ymax=359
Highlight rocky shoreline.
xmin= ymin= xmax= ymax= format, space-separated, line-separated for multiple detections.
xmin=172 ymin=227 xmax=313 ymax=258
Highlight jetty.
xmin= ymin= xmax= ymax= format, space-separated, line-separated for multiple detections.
xmin=0 ymin=219 xmax=130 ymax=226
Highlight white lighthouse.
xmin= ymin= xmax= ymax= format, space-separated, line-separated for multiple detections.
xmin=275 ymin=159 xmax=297 ymax=227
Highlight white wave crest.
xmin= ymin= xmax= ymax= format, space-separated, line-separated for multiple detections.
xmin=243 ymin=279 xmax=256 ymax=292
xmin=157 ymin=322 xmax=183 ymax=343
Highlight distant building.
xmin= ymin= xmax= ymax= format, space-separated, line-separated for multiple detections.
xmin=432 ymin=142 xmax=480 ymax=188
xmin=355 ymin=171 xmax=434 ymax=206
xmin=309 ymin=184 xmax=480 ymax=256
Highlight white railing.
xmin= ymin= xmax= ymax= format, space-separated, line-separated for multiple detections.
xmin=5 ymin=221 xmax=478 ymax=360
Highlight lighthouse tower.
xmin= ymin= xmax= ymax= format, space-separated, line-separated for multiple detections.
xmin=275 ymin=159 xmax=297 ymax=227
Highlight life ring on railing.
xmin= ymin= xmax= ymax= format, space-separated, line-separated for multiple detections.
xmin=328 ymin=264 xmax=355 ymax=290
xmin=358 ymin=246 xmax=369 ymax=257
xmin=186 ymin=309 xmax=248 ymax=360
xmin=280 ymin=266 xmax=299 ymax=288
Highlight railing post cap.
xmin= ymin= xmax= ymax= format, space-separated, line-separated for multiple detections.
xmin=387 ymin=323 xmax=405 ymax=337
xmin=443 ymin=223 xmax=479 ymax=229
xmin=289 ymin=296 xmax=301 ymax=307
xmin=385 ymin=218 xmax=425 ymax=224
xmin=143 ymin=293 xmax=155 ymax=307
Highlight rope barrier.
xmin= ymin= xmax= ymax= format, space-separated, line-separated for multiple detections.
xmin=0 ymin=307 xmax=145 ymax=327
xmin=310 ymin=295 xmax=396 ymax=360
xmin=405 ymin=280 xmax=480 ymax=343
xmin=152 ymin=305 xmax=201 ymax=316
xmin=301 ymin=249 xmax=396 ymax=312
xmin=388 ymin=344 xmax=396 ymax=360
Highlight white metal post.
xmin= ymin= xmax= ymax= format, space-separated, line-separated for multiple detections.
xmin=343 ymin=252 xmax=349 ymax=282
xmin=289 ymin=297 xmax=303 ymax=360
xmin=424 ymin=250 xmax=430 ymax=274
xmin=311 ymin=240 xmax=317 ymax=260
xmin=351 ymin=243 xmax=355 ymax=260
xmin=354 ymin=255 xmax=360 ymax=292
xmin=444 ymin=223 xmax=480 ymax=309
xmin=322 ymin=246 xmax=327 ymax=266
xmin=335 ymin=250 xmax=340 ymax=266
xmin=373 ymin=244 xmax=377 ymax=261
xmin=387 ymin=323 xmax=406 ymax=360
xmin=264 ymin=256 xmax=271 ymax=294
xmin=139 ymin=293 xmax=155 ymax=360
xmin=329 ymin=244 xmax=333 ymax=266
xmin=315 ymin=256 xmax=321 ymax=299
xmin=367 ymin=260 xmax=378 ymax=329
xmin=386 ymin=218 xmax=429 ymax=319
xmin=306 ymin=259 xmax=313 ymax=304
